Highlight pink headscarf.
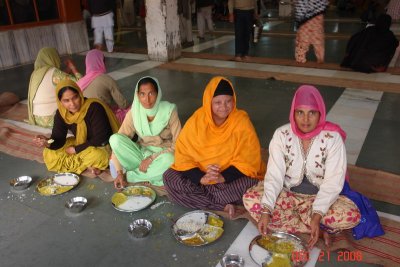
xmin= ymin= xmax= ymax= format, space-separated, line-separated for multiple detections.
xmin=289 ymin=85 xmax=346 ymax=141
xmin=76 ymin=49 xmax=106 ymax=91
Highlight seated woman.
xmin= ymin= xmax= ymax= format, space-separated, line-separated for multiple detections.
xmin=77 ymin=49 xmax=130 ymax=123
xmin=341 ymin=14 xmax=399 ymax=73
xmin=33 ymin=79 xmax=119 ymax=175
xmin=244 ymin=85 xmax=384 ymax=248
xmin=28 ymin=47 xmax=82 ymax=128
xmin=110 ymin=76 xmax=181 ymax=188
xmin=163 ymin=76 xmax=266 ymax=218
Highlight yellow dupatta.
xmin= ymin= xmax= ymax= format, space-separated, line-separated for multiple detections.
xmin=171 ymin=76 xmax=266 ymax=179
xmin=28 ymin=47 xmax=61 ymax=125
xmin=55 ymin=79 xmax=120 ymax=145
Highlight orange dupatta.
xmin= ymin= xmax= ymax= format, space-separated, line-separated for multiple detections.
xmin=171 ymin=76 xmax=265 ymax=179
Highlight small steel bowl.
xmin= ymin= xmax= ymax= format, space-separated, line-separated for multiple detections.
xmin=128 ymin=219 xmax=152 ymax=238
xmin=10 ymin=176 xmax=33 ymax=191
xmin=220 ymin=254 xmax=245 ymax=267
xmin=65 ymin=197 xmax=88 ymax=213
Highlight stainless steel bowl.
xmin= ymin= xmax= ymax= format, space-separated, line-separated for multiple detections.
xmin=65 ymin=197 xmax=88 ymax=213
xmin=128 ymin=219 xmax=152 ymax=238
xmin=10 ymin=176 xmax=33 ymax=191
xmin=220 ymin=254 xmax=245 ymax=267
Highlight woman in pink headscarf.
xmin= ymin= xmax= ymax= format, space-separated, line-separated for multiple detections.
xmin=243 ymin=85 xmax=363 ymax=249
xmin=77 ymin=49 xmax=130 ymax=123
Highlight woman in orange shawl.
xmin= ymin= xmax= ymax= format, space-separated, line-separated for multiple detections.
xmin=163 ymin=76 xmax=265 ymax=218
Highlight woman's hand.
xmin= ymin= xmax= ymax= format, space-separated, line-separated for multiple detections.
xmin=206 ymin=164 xmax=220 ymax=177
xmin=308 ymin=213 xmax=322 ymax=249
xmin=258 ymin=213 xmax=271 ymax=235
xmin=114 ymin=172 xmax=128 ymax=190
xmin=64 ymin=59 xmax=78 ymax=74
xmin=200 ymin=165 xmax=225 ymax=185
xmin=33 ymin=135 xmax=50 ymax=148
xmin=65 ymin=146 xmax=76 ymax=155
xmin=139 ymin=157 xmax=153 ymax=173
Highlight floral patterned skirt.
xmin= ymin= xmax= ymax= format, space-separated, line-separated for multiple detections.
xmin=243 ymin=181 xmax=361 ymax=234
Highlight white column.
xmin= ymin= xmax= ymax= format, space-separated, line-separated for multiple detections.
xmin=145 ymin=0 xmax=181 ymax=61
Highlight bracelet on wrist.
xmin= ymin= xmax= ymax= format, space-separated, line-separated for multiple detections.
xmin=260 ymin=209 xmax=272 ymax=215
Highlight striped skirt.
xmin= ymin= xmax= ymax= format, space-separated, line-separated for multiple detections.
xmin=163 ymin=168 xmax=259 ymax=211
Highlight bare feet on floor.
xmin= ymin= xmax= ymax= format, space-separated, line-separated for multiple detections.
xmin=87 ymin=167 xmax=102 ymax=176
xmin=224 ymin=204 xmax=247 ymax=220
xmin=322 ymin=230 xmax=331 ymax=248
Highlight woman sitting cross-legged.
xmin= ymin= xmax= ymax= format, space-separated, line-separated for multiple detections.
xmin=109 ymin=76 xmax=181 ymax=189
xmin=33 ymin=79 xmax=119 ymax=176
xmin=243 ymin=85 xmax=384 ymax=249
xmin=163 ymin=76 xmax=266 ymax=218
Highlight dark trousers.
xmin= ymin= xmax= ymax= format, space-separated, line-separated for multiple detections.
xmin=234 ymin=9 xmax=254 ymax=57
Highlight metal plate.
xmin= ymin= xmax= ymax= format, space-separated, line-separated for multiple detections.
xmin=36 ymin=173 xmax=80 ymax=196
xmin=249 ymin=232 xmax=308 ymax=267
xmin=111 ymin=186 xmax=156 ymax=212
xmin=172 ymin=210 xmax=224 ymax=247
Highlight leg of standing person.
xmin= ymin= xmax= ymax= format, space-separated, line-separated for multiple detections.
xmin=311 ymin=14 xmax=325 ymax=63
xmin=234 ymin=9 xmax=244 ymax=59
xmin=295 ymin=23 xmax=310 ymax=63
xmin=197 ymin=7 xmax=206 ymax=39
xmin=204 ymin=5 xmax=214 ymax=34
xmin=93 ymin=24 xmax=105 ymax=50
xmin=103 ymin=12 xmax=115 ymax=52
xmin=241 ymin=9 xmax=253 ymax=59
xmin=185 ymin=2 xmax=194 ymax=44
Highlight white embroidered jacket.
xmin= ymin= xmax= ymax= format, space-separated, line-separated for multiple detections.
xmin=261 ymin=124 xmax=346 ymax=215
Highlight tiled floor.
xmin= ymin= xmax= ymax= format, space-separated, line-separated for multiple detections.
xmin=1 ymin=9 xmax=399 ymax=267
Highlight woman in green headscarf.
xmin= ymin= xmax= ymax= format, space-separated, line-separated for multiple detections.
xmin=28 ymin=47 xmax=81 ymax=128
xmin=109 ymin=76 xmax=181 ymax=189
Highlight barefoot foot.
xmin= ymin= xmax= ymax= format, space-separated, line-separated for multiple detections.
xmin=224 ymin=204 xmax=247 ymax=220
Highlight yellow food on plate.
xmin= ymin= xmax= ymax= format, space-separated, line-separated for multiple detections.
xmin=257 ymin=235 xmax=279 ymax=251
xmin=126 ymin=187 xmax=143 ymax=196
xmin=199 ymin=224 xmax=224 ymax=243
xmin=141 ymin=188 xmax=153 ymax=197
xmin=207 ymin=215 xmax=224 ymax=228
xmin=112 ymin=192 xmax=128 ymax=206
xmin=182 ymin=233 xmax=205 ymax=246
xmin=275 ymin=240 xmax=295 ymax=254
xmin=264 ymin=253 xmax=291 ymax=267
xmin=37 ymin=184 xmax=73 ymax=196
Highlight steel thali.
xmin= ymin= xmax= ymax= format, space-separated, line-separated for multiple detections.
xmin=36 ymin=173 xmax=80 ymax=196
xmin=249 ymin=232 xmax=308 ymax=267
xmin=172 ymin=210 xmax=224 ymax=246
xmin=111 ymin=185 xmax=156 ymax=212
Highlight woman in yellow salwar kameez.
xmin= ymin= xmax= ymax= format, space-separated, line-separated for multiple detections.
xmin=33 ymin=79 xmax=119 ymax=176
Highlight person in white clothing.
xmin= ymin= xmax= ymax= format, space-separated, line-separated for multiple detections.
xmin=87 ymin=0 xmax=115 ymax=52
xmin=243 ymin=85 xmax=363 ymax=249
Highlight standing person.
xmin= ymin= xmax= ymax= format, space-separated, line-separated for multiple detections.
xmin=228 ymin=0 xmax=258 ymax=61
xmin=341 ymin=14 xmax=399 ymax=73
xmin=28 ymin=47 xmax=81 ymax=128
xmin=33 ymin=79 xmax=119 ymax=176
xmin=243 ymin=85 xmax=384 ymax=248
xmin=87 ymin=0 xmax=116 ymax=52
xmin=163 ymin=76 xmax=265 ymax=218
xmin=196 ymin=0 xmax=215 ymax=40
xmin=110 ymin=76 xmax=181 ymax=188
xmin=77 ymin=49 xmax=130 ymax=123
xmin=294 ymin=0 xmax=329 ymax=63
xmin=179 ymin=0 xmax=195 ymax=47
